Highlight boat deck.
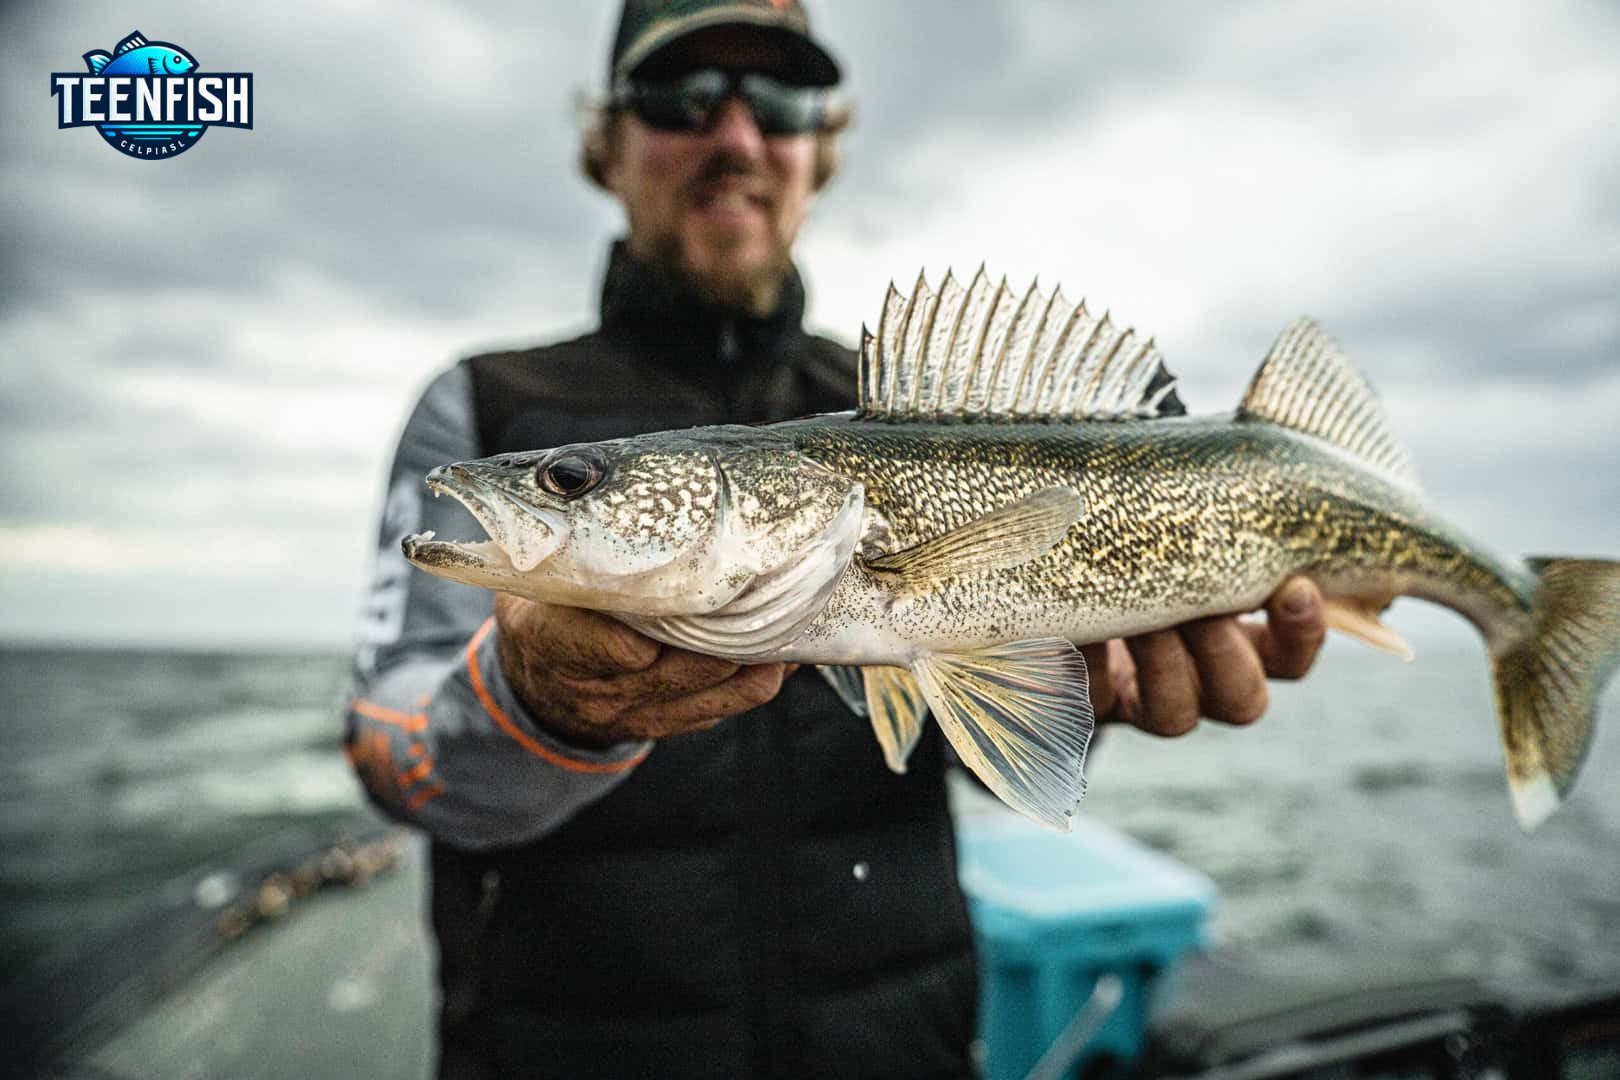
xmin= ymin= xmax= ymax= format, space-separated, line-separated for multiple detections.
xmin=74 ymin=835 xmax=435 ymax=1080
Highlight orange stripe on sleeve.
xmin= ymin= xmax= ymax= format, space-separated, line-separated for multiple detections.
xmin=464 ymin=617 xmax=650 ymax=775
xmin=405 ymin=782 xmax=446 ymax=812
xmin=398 ymin=758 xmax=435 ymax=787
xmin=352 ymin=699 xmax=427 ymax=733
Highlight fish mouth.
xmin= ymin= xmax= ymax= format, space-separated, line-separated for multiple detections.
xmin=402 ymin=465 xmax=568 ymax=574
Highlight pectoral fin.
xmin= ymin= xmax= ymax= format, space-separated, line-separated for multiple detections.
xmin=911 ymin=638 xmax=1094 ymax=831
xmin=862 ymin=486 xmax=1083 ymax=590
xmin=1324 ymin=596 xmax=1414 ymax=661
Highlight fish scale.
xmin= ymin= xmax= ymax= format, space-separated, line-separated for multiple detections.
xmin=786 ymin=418 xmax=1532 ymax=657
xmin=404 ymin=271 xmax=1619 ymax=834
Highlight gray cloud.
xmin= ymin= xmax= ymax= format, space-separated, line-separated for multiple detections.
xmin=5 ymin=1 xmax=618 ymax=321
xmin=3 ymin=0 xmax=1617 ymax=646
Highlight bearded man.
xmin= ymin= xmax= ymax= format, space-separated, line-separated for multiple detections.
xmin=346 ymin=3 xmax=1326 ymax=1076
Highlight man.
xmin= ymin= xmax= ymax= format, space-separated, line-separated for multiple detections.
xmin=346 ymin=3 xmax=1326 ymax=1076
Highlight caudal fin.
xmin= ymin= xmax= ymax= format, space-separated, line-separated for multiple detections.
xmin=1492 ymin=558 xmax=1620 ymax=830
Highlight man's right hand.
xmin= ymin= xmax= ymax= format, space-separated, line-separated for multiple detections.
xmin=493 ymin=593 xmax=793 ymax=749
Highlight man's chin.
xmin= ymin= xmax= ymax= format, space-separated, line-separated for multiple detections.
xmin=637 ymin=228 xmax=792 ymax=315
xmin=680 ymin=243 xmax=790 ymax=315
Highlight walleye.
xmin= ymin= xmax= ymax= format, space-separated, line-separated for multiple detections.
xmin=404 ymin=269 xmax=1620 ymax=833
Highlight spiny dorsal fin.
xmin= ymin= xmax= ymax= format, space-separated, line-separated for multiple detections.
xmin=857 ymin=270 xmax=1183 ymax=423
xmin=116 ymin=32 xmax=149 ymax=54
xmin=1238 ymin=318 xmax=1421 ymax=492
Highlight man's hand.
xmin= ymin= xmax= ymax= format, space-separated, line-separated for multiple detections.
xmin=1082 ymin=578 xmax=1326 ymax=736
xmin=493 ymin=593 xmax=793 ymax=749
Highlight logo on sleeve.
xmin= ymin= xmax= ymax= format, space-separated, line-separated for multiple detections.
xmin=50 ymin=30 xmax=253 ymax=160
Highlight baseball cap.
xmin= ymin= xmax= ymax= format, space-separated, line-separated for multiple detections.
xmin=610 ymin=0 xmax=842 ymax=87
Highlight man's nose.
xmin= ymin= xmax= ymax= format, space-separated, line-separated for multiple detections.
xmin=707 ymin=96 xmax=766 ymax=157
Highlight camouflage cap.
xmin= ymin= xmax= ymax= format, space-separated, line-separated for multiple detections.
xmin=610 ymin=0 xmax=841 ymax=87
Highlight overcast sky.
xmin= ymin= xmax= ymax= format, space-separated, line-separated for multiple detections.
xmin=2 ymin=1 xmax=1616 ymax=650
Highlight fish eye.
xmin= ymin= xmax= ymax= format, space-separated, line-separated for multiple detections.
xmin=538 ymin=449 xmax=606 ymax=500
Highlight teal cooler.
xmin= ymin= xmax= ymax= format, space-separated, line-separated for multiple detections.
xmin=956 ymin=815 xmax=1217 ymax=1078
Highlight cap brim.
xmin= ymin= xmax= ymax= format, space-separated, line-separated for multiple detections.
xmin=616 ymin=9 xmax=841 ymax=87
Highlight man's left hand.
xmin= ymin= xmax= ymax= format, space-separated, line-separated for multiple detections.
xmin=1082 ymin=577 xmax=1326 ymax=736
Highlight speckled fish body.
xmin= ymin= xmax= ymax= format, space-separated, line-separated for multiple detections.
xmin=772 ymin=415 xmax=1534 ymax=664
xmin=404 ymin=270 xmax=1619 ymax=833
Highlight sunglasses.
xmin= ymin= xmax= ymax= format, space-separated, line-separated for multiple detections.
xmin=611 ymin=68 xmax=836 ymax=136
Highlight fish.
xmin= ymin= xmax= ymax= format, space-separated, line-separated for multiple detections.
xmin=83 ymin=31 xmax=203 ymax=146
xmin=84 ymin=32 xmax=196 ymax=77
xmin=403 ymin=269 xmax=1620 ymax=833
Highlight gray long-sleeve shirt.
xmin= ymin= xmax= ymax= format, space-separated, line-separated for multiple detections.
xmin=344 ymin=365 xmax=651 ymax=850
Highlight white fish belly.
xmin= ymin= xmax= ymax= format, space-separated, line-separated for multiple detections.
xmin=778 ymin=568 xmax=1282 ymax=664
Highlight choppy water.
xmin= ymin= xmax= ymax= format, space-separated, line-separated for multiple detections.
xmin=2 ymin=640 xmax=1618 ymax=991
xmin=0 ymin=648 xmax=366 ymax=973
xmin=1085 ymin=639 xmax=1620 ymax=989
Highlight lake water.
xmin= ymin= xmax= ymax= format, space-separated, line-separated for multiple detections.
xmin=1084 ymin=640 xmax=1620 ymax=991
xmin=0 ymin=647 xmax=366 ymax=974
xmin=3 ymin=640 xmax=1618 ymax=992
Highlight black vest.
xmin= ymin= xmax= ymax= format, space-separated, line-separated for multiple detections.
xmin=432 ymin=247 xmax=977 ymax=1080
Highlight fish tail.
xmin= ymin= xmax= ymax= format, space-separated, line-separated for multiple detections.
xmin=1491 ymin=558 xmax=1620 ymax=830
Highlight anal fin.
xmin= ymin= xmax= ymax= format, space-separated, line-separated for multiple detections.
xmin=1324 ymin=596 xmax=1414 ymax=661
xmin=911 ymin=638 xmax=1093 ymax=831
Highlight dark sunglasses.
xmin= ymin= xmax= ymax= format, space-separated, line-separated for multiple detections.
xmin=611 ymin=68 xmax=835 ymax=136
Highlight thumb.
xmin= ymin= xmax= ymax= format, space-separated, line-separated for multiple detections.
xmin=496 ymin=594 xmax=660 ymax=676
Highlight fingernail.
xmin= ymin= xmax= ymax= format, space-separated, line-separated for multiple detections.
xmin=1280 ymin=580 xmax=1315 ymax=618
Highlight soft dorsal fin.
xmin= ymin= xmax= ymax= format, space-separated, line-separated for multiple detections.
xmin=857 ymin=269 xmax=1183 ymax=423
xmin=1238 ymin=318 xmax=1421 ymax=492
xmin=116 ymin=32 xmax=149 ymax=54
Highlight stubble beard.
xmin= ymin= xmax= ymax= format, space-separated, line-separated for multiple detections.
xmin=646 ymin=149 xmax=795 ymax=316
xmin=647 ymin=230 xmax=791 ymax=317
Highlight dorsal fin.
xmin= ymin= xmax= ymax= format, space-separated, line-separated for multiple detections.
xmin=116 ymin=32 xmax=149 ymax=54
xmin=857 ymin=270 xmax=1183 ymax=423
xmin=1239 ymin=318 xmax=1421 ymax=491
